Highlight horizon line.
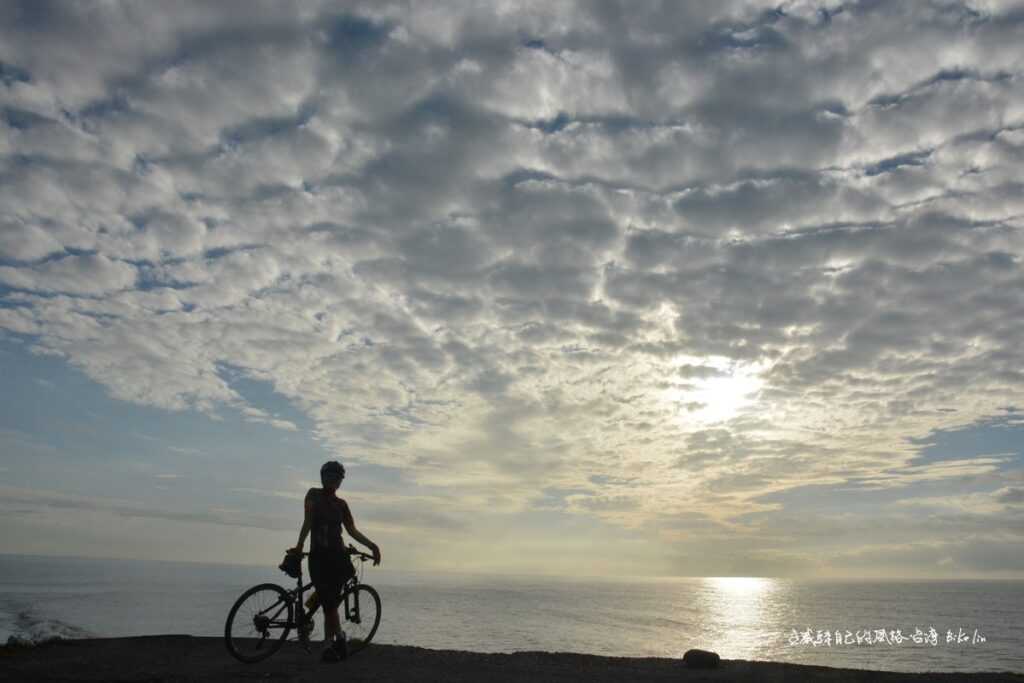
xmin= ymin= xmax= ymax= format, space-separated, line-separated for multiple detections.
xmin=3 ymin=551 xmax=1022 ymax=582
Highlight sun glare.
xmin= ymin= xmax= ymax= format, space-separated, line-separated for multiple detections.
xmin=707 ymin=576 xmax=772 ymax=595
xmin=690 ymin=576 xmax=780 ymax=659
xmin=662 ymin=358 xmax=765 ymax=424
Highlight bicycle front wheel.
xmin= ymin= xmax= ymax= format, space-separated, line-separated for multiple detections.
xmin=342 ymin=584 xmax=381 ymax=654
xmin=225 ymin=583 xmax=293 ymax=663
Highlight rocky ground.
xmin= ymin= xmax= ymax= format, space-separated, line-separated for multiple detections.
xmin=2 ymin=636 xmax=1023 ymax=682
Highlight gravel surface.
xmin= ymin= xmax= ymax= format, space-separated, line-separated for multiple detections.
xmin=2 ymin=636 xmax=1023 ymax=683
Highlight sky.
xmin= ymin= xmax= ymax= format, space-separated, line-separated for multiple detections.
xmin=1 ymin=0 xmax=1023 ymax=579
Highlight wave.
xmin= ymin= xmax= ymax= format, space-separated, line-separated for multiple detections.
xmin=6 ymin=607 xmax=94 ymax=646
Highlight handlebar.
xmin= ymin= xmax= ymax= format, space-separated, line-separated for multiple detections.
xmin=346 ymin=544 xmax=375 ymax=562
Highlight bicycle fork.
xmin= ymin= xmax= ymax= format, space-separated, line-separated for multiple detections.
xmin=344 ymin=585 xmax=361 ymax=624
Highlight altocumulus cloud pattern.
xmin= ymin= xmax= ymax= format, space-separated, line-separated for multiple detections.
xmin=1 ymin=1 xmax=1024 ymax=576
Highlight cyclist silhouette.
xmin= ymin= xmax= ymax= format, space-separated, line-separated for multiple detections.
xmin=289 ymin=460 xmax=381 ymax=661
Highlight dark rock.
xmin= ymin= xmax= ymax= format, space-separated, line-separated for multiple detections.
xmin=683 ymin=648 xmax=720 ymax=668
xmin=5 ymin=635 xmax=35 ymax=648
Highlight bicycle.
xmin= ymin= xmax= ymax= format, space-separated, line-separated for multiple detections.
xmin=224 ymin=545 xmax=382 ymax=663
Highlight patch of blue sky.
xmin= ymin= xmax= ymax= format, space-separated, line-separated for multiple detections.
xmin=218 ymin=102 xmax=316 ymax=147
xmin=0 ymin=339 xmax=420 ymax=517
xmin=215 ymin=362 xmax=313 ymax=434
xmin=323 ymin=13 xmax=392 ymax=61
xmin=0 ymin=60 xmax=32 ymax=85
xmin=2 ymin=106 xmax=52 ymax=130
xmin=0 ymin=340 xmax=327 ymax=506
xmin=907 ymin=412 xmax=1024 ymax=466
xmin=749 ymin=416 xmax=1024 ymax=516
xmin=0 ymin=245 xmax=85 ymax=269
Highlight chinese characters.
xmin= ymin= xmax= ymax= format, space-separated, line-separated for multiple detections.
xmin=787 ymin=627 xmax=987 ymax=647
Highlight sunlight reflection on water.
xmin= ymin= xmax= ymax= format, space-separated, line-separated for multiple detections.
xmin=691 ymin=577 xmax=786 ymax=660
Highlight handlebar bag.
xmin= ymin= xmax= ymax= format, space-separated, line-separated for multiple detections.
xmin=279 ymin=552 xmax=302 ymax=579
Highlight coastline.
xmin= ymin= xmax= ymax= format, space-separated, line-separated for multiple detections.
xmin=2 ymin=636 xmax=1023 ymax=682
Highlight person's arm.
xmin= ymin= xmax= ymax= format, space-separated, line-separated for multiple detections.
xmin=340 ymin=500 xmax=381 ymax=566
xmin=290 ymin=489 xmax=315 ymax=553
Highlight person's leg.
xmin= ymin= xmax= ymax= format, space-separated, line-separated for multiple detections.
xmin=322 ymin=551 xmax=348 ymax=645
xmin=318 ymin=603 xmax=344 ymax=662
xmin=324 ymin=606 xmax=341 ymax=642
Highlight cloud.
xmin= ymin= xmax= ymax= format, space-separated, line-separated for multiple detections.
xmin=0 ymin=254 xmax=137 ymax=295
xmin=2 ymin=0 xmax=1024 ymax=575
xmin=996 ymin=487 xmax=1024 ymax=505
xmin=0 ymin=486 xmax=292 ymax=532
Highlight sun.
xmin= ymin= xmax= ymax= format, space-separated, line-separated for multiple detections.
xmin=662 ymin=357 xmax=765 ymax=424
xmin=690 ymin=371 xmax=762 ymax=422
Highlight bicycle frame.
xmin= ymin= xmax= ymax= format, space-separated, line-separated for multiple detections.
xmin=225 ymin=547 xmax=377 ymax=662
xmin=295 ymin=578 xmax=366 ymax=619
xmin=283 ymin=553 xmax=367 ymax=651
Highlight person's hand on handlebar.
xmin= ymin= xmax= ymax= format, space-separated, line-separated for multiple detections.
xmin=286 ymin=545 xmax=304 ymax=555
xmin=347 ymin=543 xmax=381 ymax=566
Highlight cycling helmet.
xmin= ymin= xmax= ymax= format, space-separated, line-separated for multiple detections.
xmin=320 ymin=460 xmax=346 ymax=486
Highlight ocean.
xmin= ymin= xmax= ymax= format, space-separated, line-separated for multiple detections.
xmin=1 ymin=553 xmax=1021 ymax=674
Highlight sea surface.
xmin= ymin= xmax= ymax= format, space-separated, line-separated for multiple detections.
xmin=1 ymin=553 xmax=1021 ymax=674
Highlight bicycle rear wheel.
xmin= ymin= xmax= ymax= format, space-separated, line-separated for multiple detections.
xmin=342 ymin=584 xmax=381 ymax=654
xmin=225 ymin=583 xmax=293 ymax=663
